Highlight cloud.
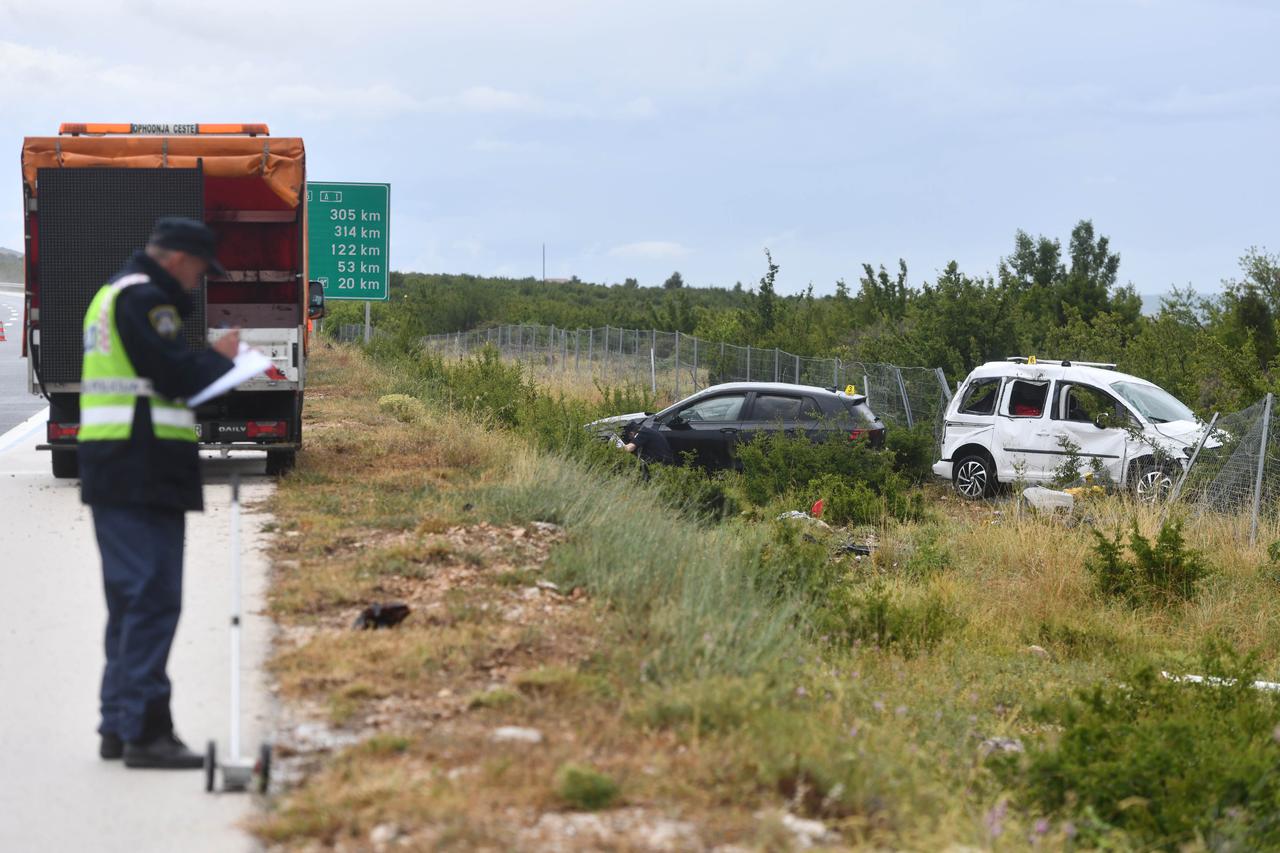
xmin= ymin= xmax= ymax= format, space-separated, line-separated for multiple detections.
xmin=269 ymin=82 xmax=422 ymax=119
xmin=607 ymin=241 xmax=691 ymax=260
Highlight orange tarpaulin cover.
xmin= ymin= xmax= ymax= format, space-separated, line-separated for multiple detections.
xmin=21 ymin=136 xmax=306 ymax=207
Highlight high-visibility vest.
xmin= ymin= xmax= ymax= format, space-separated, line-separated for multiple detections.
xmin=80 ymin=274 xmax=198 ymax=443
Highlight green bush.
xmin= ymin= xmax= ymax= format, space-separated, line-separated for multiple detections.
xmin=555 ymin=763 xmax=620 ymax=811
xmin=803 ymin=471 xmax=924 ymax=526
xmin=1086 ymin=521 xmax=1211 ymax=606
xmin=823 ymin=581 xmax=960 ymax=655
xmin=648 ymin=461 xmax=740 ymax=521
xmin=737 ymin=430 xmax=924 ymax=524
xmin=884 ymin=423 xmax=937 ymax=484
xmin=377 ymin=393 xmax=426 ymax=423
xmin=1007 ymin=647 xmax=1280 ymax=849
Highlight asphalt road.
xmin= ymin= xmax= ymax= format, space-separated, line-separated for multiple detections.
xmin=0 ymin=368 xmax=275 ymax=850
xmin=0 ymin=285 xmax=44 ymax=435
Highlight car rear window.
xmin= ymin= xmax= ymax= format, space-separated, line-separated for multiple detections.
xmin=844 ymin=400 xmax=878 ymax=424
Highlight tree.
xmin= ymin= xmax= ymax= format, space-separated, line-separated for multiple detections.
xmin=663 ymin=271 xmax=685 ymax=290
xmin=754 ymin=249 xmax=779 ymax=334
xmin=622 ymin=277 xmax=639 ymax=289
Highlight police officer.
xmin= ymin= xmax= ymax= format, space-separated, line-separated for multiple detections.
xmin=81 ymin=218 xmax=238 ymax=769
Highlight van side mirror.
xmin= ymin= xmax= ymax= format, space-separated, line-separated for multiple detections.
xmin=307 ymin=280 xmax=326 ymax=320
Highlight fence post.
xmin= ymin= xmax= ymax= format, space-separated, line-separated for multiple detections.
xmin=1251 ymin=393 xmax=1272 ymax=546
xmin=863 ymin=374 xmax=870 ymax=405
xmin=693 ymin=337 xmax=699 ymax=390
xmin=895 ymin=367 xmax=913 ymax=428
xmin=935 ymin=367 xmax=953 ymax=402
xmin=746 ymin=345 xmax=751 ymax=381
xmin=794 ymin=353 xmax=800 ymax=384
xmin=774 ymin=348 xmax=779 ymax=382
xmin=1166 ymin=412 xmax=1218 ymax=520
xmin=603 ymin=326 xmax=609 ymax=373
xmin=674 ymin=331 xmax=681 ymax=398
xmin=833 ymin=358 xmax=838 ymax=388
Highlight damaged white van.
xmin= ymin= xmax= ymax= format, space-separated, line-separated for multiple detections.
xmin=934 ymin=358 xmax=1207 ymax=500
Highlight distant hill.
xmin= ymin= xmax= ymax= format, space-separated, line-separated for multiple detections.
xmin=0 ymin=247 xmax=23 ymax=284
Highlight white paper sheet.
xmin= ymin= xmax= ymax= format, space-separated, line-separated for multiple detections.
xmin=186 ymin=343 xmax=274 ymax=407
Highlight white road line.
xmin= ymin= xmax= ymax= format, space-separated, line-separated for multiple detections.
xmin=0 ymin=406 xmax=48 ymax=456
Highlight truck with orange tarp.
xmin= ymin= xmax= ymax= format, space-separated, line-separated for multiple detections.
xmin=20 ymin=123 xmax=324 ymax=477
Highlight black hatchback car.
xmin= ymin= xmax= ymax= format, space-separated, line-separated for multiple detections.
xmin=588 ymin=382 xmax=886 ymax=470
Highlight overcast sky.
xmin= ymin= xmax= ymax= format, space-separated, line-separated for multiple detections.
xmin=2 ymin=0 xmax=1276 ymax=295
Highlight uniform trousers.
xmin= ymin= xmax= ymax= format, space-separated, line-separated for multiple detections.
xmin=91 ymin=504 xmax=185 ymax=742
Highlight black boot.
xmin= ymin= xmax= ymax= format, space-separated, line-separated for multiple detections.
xmin=123 ymin=732 xmax=204 ymax=769
xmin=100 ymin=733 xmax=123 ymax=760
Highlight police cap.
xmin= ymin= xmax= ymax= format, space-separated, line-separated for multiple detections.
xmin=148 ymin=217 xmax=228 ymax=276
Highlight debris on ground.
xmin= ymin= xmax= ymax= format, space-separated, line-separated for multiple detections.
xmin=1020 ymin=486 xmax=1074 ymax=515
xmin=978 ymin=736 xmax=1024 ymax=757
xmin=755 ymin=810 xmax=840 ymax=849
xmin=518 ymin=809 xmax=701 ymax=852
xmin=490 ymin=725 xmax=546 ymax=744
xmin=833 ymin=540 xmax=873 ymax=557
xmin=369 ymin=822 xmax=402 ymax=851
xmin=352 ymin=601 xmax=412 ymax=630
xmin=777 ymin=510 xmax=832 ymax=530
xmin=1161 ymin=671 xmax=1280 ymax=692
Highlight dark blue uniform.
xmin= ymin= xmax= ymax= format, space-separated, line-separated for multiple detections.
xmin=81 ymin=251 xmax=232 ymax=744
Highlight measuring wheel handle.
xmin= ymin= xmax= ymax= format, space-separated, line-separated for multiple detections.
xmin=204 ymin=740 xmax=218 ymax=793
xmin=255 ymin=742 xmax=273 ymax=795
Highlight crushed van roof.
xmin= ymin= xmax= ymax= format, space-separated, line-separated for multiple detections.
xmin=967 ymin=359 xmax=1156 ymax=389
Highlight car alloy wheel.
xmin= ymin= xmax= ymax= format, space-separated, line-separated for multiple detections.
xmin=1134 ymin=468 xmax=1174 ymax=503
xmin=955 ymin=457 xmax=990 ymax=499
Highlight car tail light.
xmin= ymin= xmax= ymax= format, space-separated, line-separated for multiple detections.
xmin=48 ymin=422 xmax=79 ymax=441
xmin=849 ymin=429 xmax=866 ymax=441
xmin=246 ymin=420 xmax=288 ymax=439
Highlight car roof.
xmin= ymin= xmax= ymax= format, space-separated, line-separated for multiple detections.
xmin=692 ymin=381 xmax=867 ymax=402
xmin=964 ymin=360 xmax=1158 ymax=389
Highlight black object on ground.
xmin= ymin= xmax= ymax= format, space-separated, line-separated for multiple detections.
xmin=834 ymin=541 xmax=873 ymax=556
xmin=353 ymin=602 xmax=412 ymax=630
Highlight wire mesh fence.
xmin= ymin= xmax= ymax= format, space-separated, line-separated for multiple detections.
xmin=421 ymin=323 xmax=953 ymax=436
xmin=1175 ymin=394 xmax=1280 ymax=542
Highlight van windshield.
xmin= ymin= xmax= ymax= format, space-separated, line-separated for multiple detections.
xmin=1110 ymin=381 xmax=1195 ymax=424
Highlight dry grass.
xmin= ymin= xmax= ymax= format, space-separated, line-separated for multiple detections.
xmin=255 ymin=345 xmax=1280 ymax=851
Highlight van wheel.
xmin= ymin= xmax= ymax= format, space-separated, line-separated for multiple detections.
xmin=953 ymin=453 xmax=994 ymax=499
xmin=1132 ymin=462 xmax=1174 ymax=503
xmin=51 ymin=450 xmax=79 ymax=479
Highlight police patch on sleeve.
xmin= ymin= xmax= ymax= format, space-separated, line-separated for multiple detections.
xmin=148 ymin=305 xmax=182 ymax=339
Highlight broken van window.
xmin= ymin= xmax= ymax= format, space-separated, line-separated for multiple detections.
xmin=1007 ymin=380 xmax=1048 ymax=418
xmin=958 ymin=378 xmax=1001 ymax=415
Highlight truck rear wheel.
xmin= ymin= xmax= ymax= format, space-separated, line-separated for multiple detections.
xmin=265 ymin=450 xmax=296 ymax=477
xmin=51 ymin=450 xmax=79 ymax=479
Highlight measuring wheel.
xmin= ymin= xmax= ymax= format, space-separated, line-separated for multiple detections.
xmin=255 ymin=742 xmax=273 ymax=795
xmin=204 ymin=740 xmax=217 ymax=793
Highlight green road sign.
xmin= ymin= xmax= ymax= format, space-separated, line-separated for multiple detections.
xmin=306 ymin=181 xmax=390 ymax=301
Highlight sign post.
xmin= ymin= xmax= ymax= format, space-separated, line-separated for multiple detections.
xmin=306 ymin=182 xmax=390 ymax=341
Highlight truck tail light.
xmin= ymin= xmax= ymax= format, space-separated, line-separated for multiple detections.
xmin=48 ymin=422 xmax=79 ymax=441
xmin=246 ymin=421 xmax=288 ymax=439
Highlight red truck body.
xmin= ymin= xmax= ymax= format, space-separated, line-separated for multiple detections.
xmin=20 ymin=123 xmax=317 ymax=477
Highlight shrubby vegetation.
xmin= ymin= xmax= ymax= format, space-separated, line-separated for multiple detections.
xmin=330 ymin=221 xmax=1280 ymax=413
xmin=1006 ymin=647 xmax=1280 ymax=849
